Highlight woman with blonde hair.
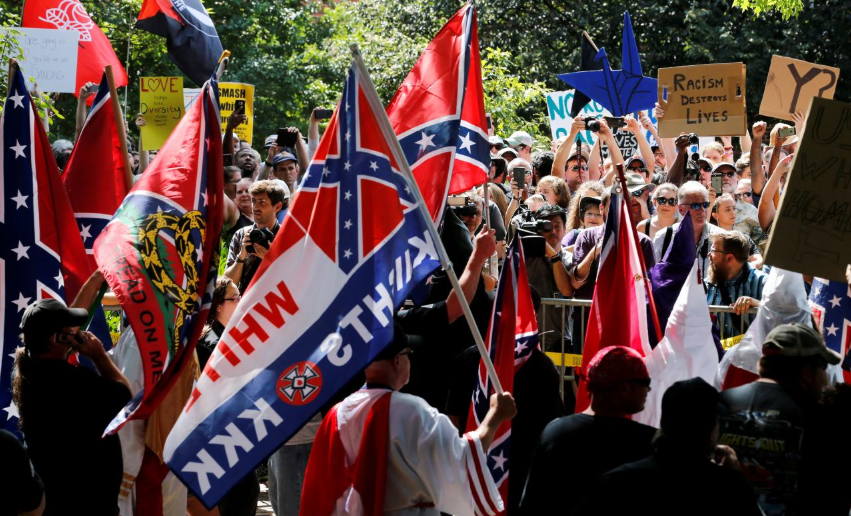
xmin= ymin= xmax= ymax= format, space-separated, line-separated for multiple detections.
xmin=636 ymin=182 xmax=678 ymax=239
xmin=535 ymin=175 xmax=570 ymax=209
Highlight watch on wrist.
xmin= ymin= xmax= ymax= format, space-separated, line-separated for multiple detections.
xmin=264 ymin=160 xmax=273 ymax=166
xmin=550 ymin=252 xmax=563 ymax=264
xmin=237 ymin=256 xmax=247 ymax=263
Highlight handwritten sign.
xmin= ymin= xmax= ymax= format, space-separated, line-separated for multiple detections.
xmin=183 ymin=88 xmax=201 ymax=110
xmin=546 ymin=89 xmax=657 ymax=159
xmin=764 ymin=97 xmax=851 ymax=281
xmin=218 ymin=82 xmax=255 ymax=145
xmin=140 ymin=76 xmax=185 ymax=151
xmin=759 ymin=55 xmax=839 ymax=121
xmin=4 ymin=27 xmax=79 ymax=93
xmin=657 ymin=63 xmax=747 ymax=138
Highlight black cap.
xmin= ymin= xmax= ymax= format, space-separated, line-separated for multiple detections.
xmin=660 ymin=378 xmax=725 ymax=437
xmin=535 ymin=203 xmax=567 ymax=222
xmin=20 ymin=299 xmax=89 ymax=341
xmin=372 ymin=322 xmax=421 ymax=362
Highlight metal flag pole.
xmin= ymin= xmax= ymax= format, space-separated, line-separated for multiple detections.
xmin=350 ymin=43 xmax=503 ymax=394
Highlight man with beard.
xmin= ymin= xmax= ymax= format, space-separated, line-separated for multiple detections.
xmin=704 ymin=231 xmax=767 ymax=338
xmin=235 ymin=147 xmax=260 ymax=178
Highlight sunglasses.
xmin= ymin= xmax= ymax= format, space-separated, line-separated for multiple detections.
xmin=700 ymin=165 xmax=712 ymax=172
xmin=655 ymin=197 xmax=677 ymax=206
xmin=737 ymin=192 xmax=752 ymax=199
xmin=681 ymin=201 xmax=711 ymax=210
xmin=630 ymin=187 xmax=648 ymax=197
xmin=570 ymin=165 xmax=589 ymax=172
xmin=628 ymin=166 xmax=648 ymax=174
xmin=398 ymin=348 xmax=414 ymax=357
xmin=718 ymin=170 xmax=737 ymax=178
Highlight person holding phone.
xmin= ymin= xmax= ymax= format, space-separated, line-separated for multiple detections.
xmin=12 ymin=299 xmax=132 ymax=516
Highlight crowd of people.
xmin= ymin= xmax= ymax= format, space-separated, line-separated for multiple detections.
xmin=4 ymin=74 xmax=851 ymax=516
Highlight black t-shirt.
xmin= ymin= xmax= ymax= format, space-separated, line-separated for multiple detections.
xmin=519 ymin=414 xmax=656 ymax=516
xmin=445 ymin=346 xmax=564 ymax=514
xmin=574 ymin=448 xmax=761 ymax=516
xmin=18 ymin=358 xmax=131 ymax=516
xmin=0 ymin=429 xmax=43 ymax=516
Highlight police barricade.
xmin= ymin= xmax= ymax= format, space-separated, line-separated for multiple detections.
xmin=539 ymin=298 xmax=758 ymax=402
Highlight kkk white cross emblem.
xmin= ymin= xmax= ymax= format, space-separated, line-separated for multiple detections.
xmin=276 ymin=361 xmax=323 ymax=406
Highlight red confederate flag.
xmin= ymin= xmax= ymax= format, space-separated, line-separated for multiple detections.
xmin=575 ymin=187 xmax=651 ymax=413
xmin=22 ymin=0 xmax=128 ymax=96
xmin=386 ymin=4 xmax=489 ymax=222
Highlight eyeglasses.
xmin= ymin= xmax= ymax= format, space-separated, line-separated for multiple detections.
xmin=680 ymin=201 xmax=710 ymax=210
xmin=655 ymin=197 xmax=677 ymax=206
xmin=223 ymin=294 xmax=242 ymax=303
xmin=570 ymin=165 xmax=589 ymax=172
xmin=628 ymin=166 xmax=649 ymax=174
xmin=398 ymin=348 xmax=414 ymax=357
xmin=709 ymin=248 xmax=732 ymax=256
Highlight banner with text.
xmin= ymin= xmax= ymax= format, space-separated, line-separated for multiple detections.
xmin=218 ymin=82 xmax=255 ymax=145
xmin=657 ymin=63 xmax=747 ymax=138
xmin=140 ymin=76 xmax=185 ymax=151
xmin=5 ymin=27 xmax=78 ymax=93
xmin=764 ymin=96 xmax=851 ymax=281
xmin=759 ymin=55 xmax=839 ymax=121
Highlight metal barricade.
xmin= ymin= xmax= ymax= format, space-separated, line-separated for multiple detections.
xmin=539 ymin=298 xmax=758 ymax=402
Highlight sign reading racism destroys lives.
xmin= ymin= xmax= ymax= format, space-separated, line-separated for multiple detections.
xmin=765 ymin=96 xmax=851 ymax=282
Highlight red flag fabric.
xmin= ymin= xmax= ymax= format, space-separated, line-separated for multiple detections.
xmin=93 ymin=76 xmax=223 ymax=434
xmin=386 ymin=4 xmax=489 ymax=222
xmin=22 ymin=0 xmax=128 ymax=96
xmin=465 ymin=237 xmax=539 ymax=513
xmin=575 ymin=190 xmax=650 ymax=413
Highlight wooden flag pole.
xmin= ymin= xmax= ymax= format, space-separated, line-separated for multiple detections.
xmin=351 ymin=43 xmax=504 ymax=394
xmin=105 ymin=65 xmax=134 ymax=192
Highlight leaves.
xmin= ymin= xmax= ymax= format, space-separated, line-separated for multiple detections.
xmin=732 ymin=0 xmax=804 ymax=20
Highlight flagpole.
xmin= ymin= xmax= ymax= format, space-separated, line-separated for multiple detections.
xmin=614 ymin=162 xmax=663 ymax=341
xmin=106 ymin=65 xmax=134 ymax=192
xmin=350 ymin=44 xmax=504 ymax=394
xmin=123 ymin=25 xmax=132 ymax=117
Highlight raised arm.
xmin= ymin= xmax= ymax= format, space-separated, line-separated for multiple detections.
xmin=552 ymin=117 xmax=585 ymax=178
xmin=665 ymin=134 xmax=691 ymax=187
xmin=758 ymin=154 xmax=793 ymax=232
xmin=626 ymin=115 xmax=654 ymax=178
xmin=749 ymin=122 xmax=767 ymax=196
xmin=75 ymin=82 xmax=97 ymax=141
xmin=446 ymin=226 xmax=496 ymax=323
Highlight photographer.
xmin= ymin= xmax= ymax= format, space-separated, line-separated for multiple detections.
xmin=225 ymin=180 xmax=286 ymax=293
xmin=521 ymin=203 xmax=574 ymax=350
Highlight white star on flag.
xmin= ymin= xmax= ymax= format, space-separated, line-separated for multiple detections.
xmin=345 ymin=130 xmax=351 ymax=141
xmin=80 ymin=224 xmax=92 ymax=242
xmin=55 ymin=270 xmax=65 ymax=289
xmin=12 ymin=241 xmax=30 ymax=260
xmin=829 ymin=295 xmax=842 ymax=308
xmin=12 ymin=292 xmax=31 ymax=313
xmin=344 ymin=219 xmax=352 ymax=230
xmin=3 ymin=402 xmax=19 ymax=421
xmin=10 ymin=140 xmax=26 ymax=159
xmin=9 ymin=91 xmax=24 ymax=109
xmin=826 ymin=323 xmax=839 ymax=337
xmin=11 ymin=190 xmax=28 ymax=209
xmin=344 ymin=161 xmax=351 ymax=171
xmin=344 ymin=191 xmax=352 ymax=201
xmin=202 ymin=190 xmax=209 ymax=207
xmin=369 ymin=161 xmax=378 ymax=171
xmin=323 ymin=167 xmax=330 ymax=177
xmin=415 ymin=131 xmax=436 ymax=152
xmin=458 ymin=132 xmax=475 ymax=152
xmin=492 ymin=451 xmax=508 ymax=471
xmin=515 ymin=342 xmax=528 ymax=355
xmin=343 ymin=249 xmax=353 ymax=259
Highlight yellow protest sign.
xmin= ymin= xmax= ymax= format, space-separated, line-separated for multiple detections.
xmin=139 ymin=76 xmax=185 ymax=151
xmin=219 ymin=82 xmax=255 ymax=145
xmin=657 ymin=63 xmax=747 ymax=137
xmin=759 ymin=55 xmax=840 ymax=121
xmin=764 ymin=96 xmax=851 ymax=282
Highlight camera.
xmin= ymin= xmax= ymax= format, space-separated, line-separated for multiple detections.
xmin=246 ymin=227 xmax=275 ymax=254
xmin=516 ymin=209 xmax=553 ymax=258
xmin=519 ymin=219 xmax=553 ymax=233
xmin=586 ymin=118 xmax=602 ymax=133
xmin=687 ymin=133 xmax=699 ymax=145
xmin=447 ymin=196 xmax=478 ymax=217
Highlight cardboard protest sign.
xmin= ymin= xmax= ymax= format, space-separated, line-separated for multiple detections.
xmin=184 ymin=88 xmax=201 ymax=110
xmin=5 ymin=27 xmax=79 ymax=93
xmin=657 ymin=63 xmax=747 ymax=138
xmin=759 ymin=55 xmax=839 ymax=121
xmin=764 ymin=97 xmax=851 ymax=281
xmin=140 ymin=76 xmax=185 ymax=151
xmin=218 ymin=82 xmax=255 ymax=145
xmin=546 ymin=89 xmax=657 ymax=158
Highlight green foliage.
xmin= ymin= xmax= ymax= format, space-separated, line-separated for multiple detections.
xmin=732 ymin=0 xmax=804 ymax=20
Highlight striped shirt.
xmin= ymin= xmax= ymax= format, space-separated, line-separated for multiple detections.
xmin=705 ymin=262 xmax=767 ymax=338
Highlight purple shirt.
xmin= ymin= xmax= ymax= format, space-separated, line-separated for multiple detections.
xmin=570 ymin=225 xmax=657 ymax=300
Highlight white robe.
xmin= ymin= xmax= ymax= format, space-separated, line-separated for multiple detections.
xmin=333 ymin=389 xmax=503 ymax=516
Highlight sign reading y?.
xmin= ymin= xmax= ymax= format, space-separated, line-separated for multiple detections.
xmin=759 ymin=55 xmax=839 ymax=121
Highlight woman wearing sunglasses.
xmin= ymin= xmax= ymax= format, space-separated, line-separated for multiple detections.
xmin=637 ymin=183 xmax=679 ymax=239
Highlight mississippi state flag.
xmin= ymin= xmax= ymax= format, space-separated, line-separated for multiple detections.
xmin=164 ymin=63 xmax=440 ymax=506
xmin=0 ymin=67 xmax=91 ymax=432
xmin=387 ymin=3 xmax=489 ymax=222
xmin=22 ymin=0 xmax=128 ymax=96
xmin=93 ymin=74 xmax=223 ymax=434
xmin=466 ymin=238 xmax=537 ymax=515
xmin=575 ymin=186 xmax=650 ymax=413
xmin=136 ymin=0 xmax=223 ymax=87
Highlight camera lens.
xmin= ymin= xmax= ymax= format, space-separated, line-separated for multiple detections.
xmin=688 ymin=133 xmax=699 ymax=145
xmin=586 ymin=120 xmax=601 ymax=133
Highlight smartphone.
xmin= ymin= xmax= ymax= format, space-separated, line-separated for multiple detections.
xmin=513 ymin=167 xmax=526 ymax=190
xmin=55 ymin=331 xmax=82 ymax=347
xmin=314 ymin=108 xmax=333 ymax=120
xmin=778 ymin=127 xmax=795 ymax=139
xmin=277 ymin=128 xmax=297 ymax=148
xmin=604 ymin=116 xmax=627 ymax=130
xmin=711 ymin=173 xmax=723 ymax=195
xmin=223 ymin=153 xmax=233 ymax=166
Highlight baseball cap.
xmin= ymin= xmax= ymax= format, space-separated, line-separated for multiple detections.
xmin=625 ymin=155 xmax=647 ymax=169
xmin=488 ymin=135 xmax=505 ymax=147
xmin=272 ymin=152 xmax=298 ymax=165
xmin=697 ymin=157 xmax=713 ymax=169
xmin=498 ymin=147 xmax=518 ymax=160
xmin=660 ymin=378 xmax=726 ymax=437
xmin=762 ymin=323 xmax=841 ymax=365
xmin=505 ymin=131 xmax=534 ymax=148
xmin=20 ymin=299 xmax=89 ymax=341
xmin=372 ymin=322 xmax=421 ymax=362
xmin=585 ymin=346 xmax=649 ymax=391
xmin=568 ymin=146 xmax=590 ymax=163
xmin=264 ymin=134 xmax=278 ymax=148
xmin=711 ymin=162 xmax=736 ymax=174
